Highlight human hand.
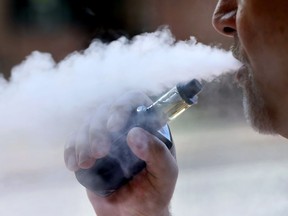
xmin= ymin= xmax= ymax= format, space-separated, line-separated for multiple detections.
xmin=64 ymin=91 xmax=178 ymax=216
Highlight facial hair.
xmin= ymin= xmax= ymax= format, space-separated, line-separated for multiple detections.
xmin=231 ymin=40 xmax=275 ymax=134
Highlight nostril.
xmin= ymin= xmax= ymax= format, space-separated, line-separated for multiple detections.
xmin=223 ymin=27 xmax=235 ymax=34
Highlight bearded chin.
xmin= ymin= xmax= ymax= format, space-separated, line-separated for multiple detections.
xmin=242 ymin=75 xmax=275 ymax=135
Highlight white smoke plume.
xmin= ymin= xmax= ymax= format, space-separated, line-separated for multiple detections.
xmin=0 ymin=28 xmax=240 ymax=148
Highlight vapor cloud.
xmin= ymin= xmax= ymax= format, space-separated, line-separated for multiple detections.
xmin=0 ymin=28 xmax=240 ymax=148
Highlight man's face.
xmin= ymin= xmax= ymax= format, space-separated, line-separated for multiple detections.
xmin=213 ymin=0 xmax=288 ymax=137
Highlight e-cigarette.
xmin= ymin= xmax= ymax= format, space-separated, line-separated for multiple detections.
xmin=75 ymin=79 xmax=203 ymax=196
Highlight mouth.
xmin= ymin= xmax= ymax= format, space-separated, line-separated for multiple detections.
xmin=231 ymin=38 xmax=250 ymax=87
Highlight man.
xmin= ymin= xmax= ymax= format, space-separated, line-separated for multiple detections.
xmin=64 ymin=0 xmax=288 ymax=215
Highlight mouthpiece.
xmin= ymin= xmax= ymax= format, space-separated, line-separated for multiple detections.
xmin=146 ymin=79 xmax=202 ymax=123
xmin=177 ymin=79 xmax=203 ymax=104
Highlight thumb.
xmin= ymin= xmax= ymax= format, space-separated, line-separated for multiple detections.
xmin=127 ymin=127 xmax=178 ymax=185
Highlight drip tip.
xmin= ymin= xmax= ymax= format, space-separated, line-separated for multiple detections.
xmin=176 ymin=79 xmax=203 ymax=104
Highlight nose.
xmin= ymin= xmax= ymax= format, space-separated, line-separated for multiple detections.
xmin=212 ymin=0 xmax=237 ymax=37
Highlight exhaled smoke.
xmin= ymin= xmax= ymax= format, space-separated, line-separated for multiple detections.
xmin=0 ymin=28 xmax=240 ymax=147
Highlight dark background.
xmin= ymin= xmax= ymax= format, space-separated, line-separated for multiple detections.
xmin=0 ymin=0 xmax=232 ymax=78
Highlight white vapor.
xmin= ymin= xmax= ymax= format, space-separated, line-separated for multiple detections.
xmin=0 ymin=28 xmax=240 ymax=147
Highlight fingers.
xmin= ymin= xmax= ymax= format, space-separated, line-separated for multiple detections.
xmin=64 ymin=133 xmax=78 ymax=171
xmin=64 ymin=124 xmax=97 ymax=171
xmin=64 ymin=91 xmax=152 ymax=172
xmin=64 ymin=104 xmax=111 ymax=171
xmin=127 ymin=127 xmax=178 ymax=187
xmin=74 ymin=123 xmax=97 ymax=169
xmin=88 ymin=106 xmax=111 ymax=158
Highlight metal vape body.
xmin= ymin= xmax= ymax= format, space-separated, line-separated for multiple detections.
xmin=75 ymin=79 xmax=202 ymax=196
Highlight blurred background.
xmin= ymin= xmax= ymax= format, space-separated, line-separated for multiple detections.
xmin=0 ymin=0 xmax=288 ymax=216
xmin=0 ymin=0 xmax=232 ymax=78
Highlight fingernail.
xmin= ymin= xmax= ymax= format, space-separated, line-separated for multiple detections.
xmin=79 ymin=158 xmax=95 ymax=169
xmin=79 ymin=153 xmax=90 ymax=166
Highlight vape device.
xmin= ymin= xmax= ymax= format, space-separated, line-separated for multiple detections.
xmin=75 ymin=79 xmax=202 ymax=196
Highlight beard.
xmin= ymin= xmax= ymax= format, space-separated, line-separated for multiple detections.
xmin=231 ymin=39 xmax=275 ymax=134
xmin=240 ymin=66 xmax=275 ymax=134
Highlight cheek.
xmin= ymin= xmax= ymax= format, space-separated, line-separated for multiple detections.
xmin=237 ymin=10 xmax=268 ymax=86
xmin=237 ymin=0 xmax=288 ymax=68
xmin=237 ymin=2 xmax=288 ymax=87
xmin=236 ymin=4 xmax=288 ymax=111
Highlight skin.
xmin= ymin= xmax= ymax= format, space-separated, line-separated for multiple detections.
xmin=64 ymin=0 xmax=288 ymax=215
xmin=213 ymin=0 xmax=288 ymax=137
xmin=64 ymin=92 xmax=178 ymax=216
